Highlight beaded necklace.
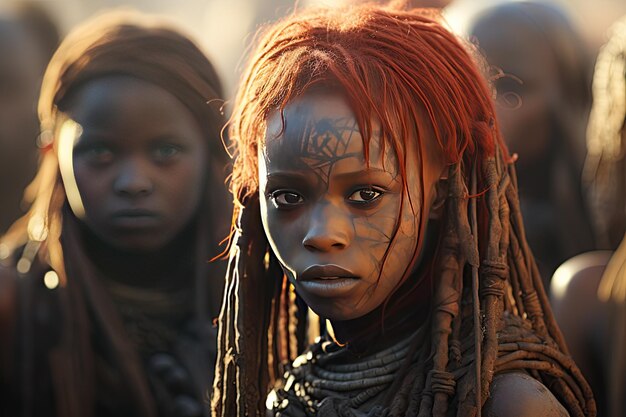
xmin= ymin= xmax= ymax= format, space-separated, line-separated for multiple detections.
xmin=269 ymin=325 xmax=428 ymax=417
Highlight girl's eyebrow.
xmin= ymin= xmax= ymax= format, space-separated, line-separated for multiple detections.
xmin=148 ymin=134 xmax=185 ymax=143
xmin=265 ymin=170 xmax=322 ymax=190
xmin=333 ymin=167 xmax=394 ymax=181
xmin=76 ymin=129 xmax=116 ymax=141
xmin=266 ymin=171 xmax=310 ymax=180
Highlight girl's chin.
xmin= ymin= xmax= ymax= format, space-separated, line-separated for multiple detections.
xmin=305 ymin=299 xmax=377 ymax=323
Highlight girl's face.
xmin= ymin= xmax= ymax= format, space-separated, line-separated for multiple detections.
xmin=60 ymin=76 xmax=207 ymax=252
xmin=259 ymin=92 xmax=443 ymax=320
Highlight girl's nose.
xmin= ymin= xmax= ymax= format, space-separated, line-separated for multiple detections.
xmin=113 ymin=159 xmax=154 ymax=197
xmin=302 ymin=201 xmax=352 ymax=252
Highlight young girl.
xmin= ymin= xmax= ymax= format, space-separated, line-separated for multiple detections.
xmin=0 ymin=12 xmax=229 ymax=417
xmin=212 ymin=3 xmax=594 ymax=417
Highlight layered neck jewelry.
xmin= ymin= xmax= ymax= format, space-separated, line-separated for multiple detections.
xmin=269 ymin=325 xmax=427 ymax=417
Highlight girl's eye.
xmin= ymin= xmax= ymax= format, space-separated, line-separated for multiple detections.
xmin=348 ymin=188 xmax=383 ymax=203
xmin=153 ymin=144 xmax=181 ymax=161
xmin=271 ymin=191 xmax=304 ymax=208
xmin=84 ymin=145 xmax=114 ymax=164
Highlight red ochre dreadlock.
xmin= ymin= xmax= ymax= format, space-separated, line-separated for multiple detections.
xmin=212 ymin=3 xmax=595 ymax=417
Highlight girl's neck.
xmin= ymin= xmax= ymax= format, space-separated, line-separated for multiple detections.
xmin=329 ymin=221 xmax=439 ymax=355
xmin=80 ymin=222 xmax=196 ymax=289
xmin=329 ymin=273 xmax=432 ymax=356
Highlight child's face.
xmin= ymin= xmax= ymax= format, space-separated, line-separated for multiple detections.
xmin=259 ymin=92 xmax=442 ymax=320
xmin=60 ymin=76 xmax=207 ymax=252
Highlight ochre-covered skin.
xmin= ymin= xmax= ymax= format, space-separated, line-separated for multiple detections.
xmin=485 ymin=373 xmax=569 ymax=417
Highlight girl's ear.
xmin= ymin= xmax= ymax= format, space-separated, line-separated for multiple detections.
xmin=429 ymin=176 xmax=448 ymax=220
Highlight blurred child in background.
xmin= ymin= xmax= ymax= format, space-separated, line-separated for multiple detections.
xmin=0 ymin=11 xmax=230 ymax=417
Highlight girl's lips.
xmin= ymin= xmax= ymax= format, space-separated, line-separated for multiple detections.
xmin=297 ymin=276 xmax=360 ymax=297
xmin=297 ymin=264 xmax=360 ymax=297
xmin=299 ymin=264 xmax=359 ymax=280
xmin=111 ymin=208 xmax=159 ymax=217
xmin=109 ymin=209 xmax=160 ymax=229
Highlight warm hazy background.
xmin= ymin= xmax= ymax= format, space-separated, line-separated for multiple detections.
xmin=2 ymin=0 xmax=625 ymax=98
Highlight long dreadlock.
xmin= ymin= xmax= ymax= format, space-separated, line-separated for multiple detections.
xmin=212 ymin=4 xmax=595 ymax=417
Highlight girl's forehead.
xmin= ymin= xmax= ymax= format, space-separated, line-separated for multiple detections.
xmin=262 ymin=94 xmax=394 ymax=170
xmin=266 ymin=92 xmax=355 ymax=134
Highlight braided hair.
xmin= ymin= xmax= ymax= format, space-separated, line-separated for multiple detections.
xmin=212 ymin=4 xmax=595 ymax=417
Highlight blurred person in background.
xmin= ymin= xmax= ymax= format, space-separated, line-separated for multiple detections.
xmin=12 ymin=1 xmax=61 ymax=62
xmin=0 ymin=3 xmax=60 ymax=234
xmin=0 ymin=11 xmax=230 ymax=417
xmin=551 ymin=15 xmax=626 ymax=417
xmin=470 ymin=1 xmax=595 ymax=281
xmin=584 ymin=11 xmax=626 ymax=250
xmin=308 ymin=0 xmax=453 ymax=6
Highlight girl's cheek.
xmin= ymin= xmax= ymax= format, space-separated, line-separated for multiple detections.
xmin=353 ymin=217 xmax=394 ymax=250
xmin=353 ymin=201 xmax=402 ymax=250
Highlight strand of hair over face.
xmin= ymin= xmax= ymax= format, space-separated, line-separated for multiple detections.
xmin=212 ymin=4 xmax=596 ymax=417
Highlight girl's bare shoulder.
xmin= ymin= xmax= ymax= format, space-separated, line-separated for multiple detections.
xmin=484 ymin=372 xmax=569 ymax=417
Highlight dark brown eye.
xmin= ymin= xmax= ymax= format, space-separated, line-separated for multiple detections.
xmin=153 ymin=144 xmax=181 ymax=161
xmin=348 ymin=188 xmax=382 ymax=203
xmin=80 ymin=144 xmax=115 ymax=165
xmin=272 ymin=191 xmax=304 ymax=208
